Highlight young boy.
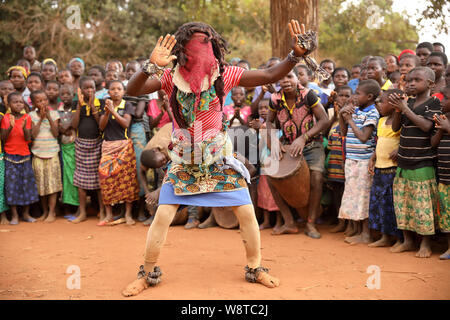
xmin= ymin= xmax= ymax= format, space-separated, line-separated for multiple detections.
xmin=88 ymin=65 xmax=108 ymax=99
xmin=338 ymin=79 xmax=381 ymax=244
xmin=416 ymin=42 xmax=434 ymax=67
xmin=389 ymin=67 xmax=442 ymax=258
xmin=427 ymin=52 xmax=448 ymax=98
xmin=223 ymin=86 xmax=251 ymax=127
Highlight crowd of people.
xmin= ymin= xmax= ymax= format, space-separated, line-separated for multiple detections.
xmin=1 ymin=39 xmax=449 ymax=263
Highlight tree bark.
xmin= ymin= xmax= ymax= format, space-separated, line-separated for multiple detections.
xmin=270 ymin=0 xmax=319 ymax=58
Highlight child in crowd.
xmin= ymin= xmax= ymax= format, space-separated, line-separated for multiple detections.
xmin=0 ymin=99 xmax=9 ymax=224
xmin=58 ymin=84 xmax=80 ymax=221
xmin=72 ymin=76 xmax=105 ymax=224
xmin=105 ymin=60 xmax=123 ymax=74
xmin=397 ymin=54 xmax=421 ymax=91
xmin=29 ymin=90 xmax=62 ymax=223
xmin=24 ymin=72 xmax=44 ymax=109
xmin=385 ymin=54 xmax=399 ymax=78
xmin=338 ymin=79 xmax=381 ymax=244
xmin=389 ymin=67 xmax=441 ymax=258
xmin=68 ymin=57 xmax=85 ymax=89
xmin=368 ymin=89 xmax=402 ymax=247
xmin=7 ymin=66 xmax=28 ymax=100
xmin=44 ymin=80 xmax=61 ymax=110
xmin=0 ymin=80 xmax=15 ymax=106
xmin=17 ymin=59 xmax=31 ymax=73
xmin=348 ymin=64 xmax=361 ymax=92
xmin=332 ymin=67 xmax=350 ymax=88
xmin=249 ymin=99 xmax=281 ymax=231
xmin=267 ymin=68 xmax=329 ymax=238
xmin=367 ymin=56 xmax=393 ymax=91
xmin=427 ymin=52 xmax=448 ymax=98
xmin=57 ymin=69 xmax=74 ymax=86
xmin=319 ymin=59 xmax=336 ymax=95
xmin=23 ymin=46 xmax=41 ymax=72
xmin=124 ymin=60 xmax=140 ymax=86
xmin=1 ymin=92 xmax=38 ymax=224
xmin=148 ymin=90 xmax=173 ymax=130
xmin=432 ymin=85 xmax=450 ymax=260
xmin=41 ymin=60 xmax=58 ymax=84
xmin=224 ymin=86 xmax=251 ymax=127
xmin=416 ymin=42 xmax=434 ymax=67
xmin=98 ymin=80 xmax=139 ymax=225
xmin=388 ymin=71 xmax=401 ymax=87
xmin=105 ymin=70 xmax=119 ymax=89
xmin=326 ymin=85 xmax=352 ymax=233
xmin=87 ymin=65 xmax=108 ymax=99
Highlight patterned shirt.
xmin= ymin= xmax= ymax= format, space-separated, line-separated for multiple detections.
xmin=345 ymin=104 xmax=379 ymax=161
xmin=397 ymin=97 xmax=441 ymax=170
xmin=30 ymin=109 xmax=60 ymax=159
xmin=268 ymin=85 xmax=320 ymax=145
xmin=160 ymin=66 xmax=245 ymax=142
xmin=327 ymin=120 xmax=345 ymax=182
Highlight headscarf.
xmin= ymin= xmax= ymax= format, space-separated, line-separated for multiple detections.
xmin=43 ymin=58 xmax=58 ymax=68
xmin=398 ymin=49 xmax=416 ymax=61
xmin=6 ymin=66 xmax=28 ymax=79
xmin=69 ymin=57 xmax=85 ymax=69
xmin=177 ymin=33 xmax=217 ymax=108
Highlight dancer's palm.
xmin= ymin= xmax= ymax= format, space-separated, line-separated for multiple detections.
xmin=288 ymin=19 xmax=307 ymax=57
xmin=150 ymin=34 xmax=177 ymax=67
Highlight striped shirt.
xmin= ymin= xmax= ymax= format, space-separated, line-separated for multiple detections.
xmin=345 ymin=104 xmax=379 ymax=161
xmin=160 ymin=66 xmax=245 ymax=142
xmin=438 ymin=132 xmax=450 ymax=184
xmin=397 ymin=97 xmax=441 ymax=170
xmin=30 ymin=110 xmax=60 ymax=159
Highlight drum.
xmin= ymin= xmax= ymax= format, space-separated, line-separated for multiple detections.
xmin=212 ymin=207 xmax=239 ymax=229
xmin=266 ymin=152 xmax=310 ymax=209
xmin=170 ymin=206 xmax=189 ymax=225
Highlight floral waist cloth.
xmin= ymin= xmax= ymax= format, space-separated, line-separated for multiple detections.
xmin=163 ymin=130 xmax=251 ymax=196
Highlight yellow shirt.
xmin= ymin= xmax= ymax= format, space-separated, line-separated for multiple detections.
xmin=375 ymin=116 xmax=400 ymax=168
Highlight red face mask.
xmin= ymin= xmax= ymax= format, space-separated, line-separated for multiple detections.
xmin=178 ymin=33 xmax=217 ymax=103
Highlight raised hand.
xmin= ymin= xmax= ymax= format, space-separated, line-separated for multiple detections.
xmin=434 ymin=114 xmax=450 ymax=133
xmin=149 ymin=34 xmax=177 ymax=67
xmin=105 ymin=99 xmax=114 ymax=114
xmin=388 ymin=93 xmax=407 ymax=113
xmin=288 ymin=19 xmax=308 ymax=57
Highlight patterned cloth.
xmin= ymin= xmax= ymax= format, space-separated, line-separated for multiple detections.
xmin=369 ymin=167 xmax=402 ymax=237
xmin=130 ymin=121 xmax=147 ymax=196
xmin=98 ymin=139 xmax=139 ymax=205
xmin=29 ymin=110 xmax=60 ymax=159
xmin=73 ymin=137 xmax=102 ymax=190
xmin=339 ymin=159 xmax=373 ymax=221
xmin=0 ymin=154 xmax=9 ymax=212
xmin=4 ymin=153 xmax=39 ymax=206
xmin=32 ymin=154 xmax=63 ymax=196
xmin=393 ymin=167 xmax=438 ymax=235
xmin=61 ymin=142 xmax=79 ymax=206
xmin=257 ymin=175 xmax=279 ymax=211
xmin=437 ymin=183 xmax=450 ymax=233
xmin=326 ymin=121 xmax=345 ymax=183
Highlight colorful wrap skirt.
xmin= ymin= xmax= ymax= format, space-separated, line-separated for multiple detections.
xmin=98 ymin=139 xmax=140 ymax=205
xmin=437 ymin=183 xmax=450 ymax=233
xmin=73 ymin=137 xmax=102 ymax=190
xmin=130 ymin=121 xmax=147 ymax=196
xmin=0 ymin=154 xmax=9 ymax=212
xmin=339 ymin=159 xmax=373 ymax=221
xmin=4 ymin=153 xmax=39 ymax=206
xmin=368 ymin=167 xmax=402 ymax=238
xmin=61 ymin=142 xmax=79 ymax=206
xmin=393 ymin=167 xmax=438 ymax=235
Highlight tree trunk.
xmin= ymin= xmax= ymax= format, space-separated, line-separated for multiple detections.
xmin=270 ymin=0 xmax=319 ymax=59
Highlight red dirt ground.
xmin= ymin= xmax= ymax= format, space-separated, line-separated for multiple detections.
xmin=0 ymin=218 xmax=449 ymax=300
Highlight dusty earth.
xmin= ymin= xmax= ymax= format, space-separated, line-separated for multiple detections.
xmin=0 ymin=216 xmax=449 ymax=300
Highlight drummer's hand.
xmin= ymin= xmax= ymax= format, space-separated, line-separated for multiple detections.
xmin=290 ymin=135 xmax=306 ymax=157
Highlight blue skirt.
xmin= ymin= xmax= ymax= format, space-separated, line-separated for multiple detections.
xmin=4 ymin=153 xmax=39 ymax=206
xmin=159 ymin=182 xmax=252 ymax=207
xmin=369 ymin=167 xmax=402 ymax=238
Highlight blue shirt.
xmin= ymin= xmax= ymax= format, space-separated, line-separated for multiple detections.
xmin=348 ymin=78 xmax=359 ymax=92
xmin=345 ymin=104 xmax=379 ymax=161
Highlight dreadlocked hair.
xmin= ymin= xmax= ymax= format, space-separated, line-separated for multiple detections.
xmin=169 ymin=22 xmax=229 ymax=129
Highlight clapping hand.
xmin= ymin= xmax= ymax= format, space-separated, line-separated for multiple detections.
xmin=434 ymin=114 xmax=450 ymax=133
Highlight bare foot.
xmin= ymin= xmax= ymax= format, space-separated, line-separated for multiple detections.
xmin=1 ymin=215 xmax=10 ymax=225
xmin=22 ymin=213 xmax=36 ymax=223
xmin=390 ymin=241 xmax=416 ymax=253
xmin=368 ymin=235 xmax=393 ymax=247
xmin=126 ymin=217 xmax=136 ymax=225
xmin=259 ymin=222 xmax=271 ymax=230
xmin=184 ymin=219 xmax=200 ymax=229
xmin=143 ymin=216 xmax=154 ymax=226
xmin=345 ymin=233 xmax=372 ymax=244
xmin=71 ymin=215 xmax=87 ymax=224
xmin=344 ymin=224 xmax=359 ymax=237
xmin=271 ymin=224 xmax=298 ymax=235
xmin=122 ymin=278 xmax=149 ymax=297
xmin=10 ymin=217 xmax=19 ymax=225
xmin=36 ymin=213 xmax=48 ymax=222
xmin=198 ymin=217 xmax=217 ymax=229
xmin=44 ymin=215 xmax=56 ymax=223
xmin=256 ymin=271 xmax=280 ymax=288
xmin=415 ymin=242 xmax=432 ymax=258
xmin=439 ymin=249 xmax=450 ymax=260
xmin=330 ymin=220 xmax=346 ymax=233
xmin=391 ymin=240 xmax=402 ymax=249
xmin=304 ymin=222 xmax=321 ymax=239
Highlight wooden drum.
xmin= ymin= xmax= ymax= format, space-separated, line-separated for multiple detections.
xmin=266 ymin=152 xmax=310 ymax=209
xmin=212 ymin=207 xmax=239 ymax=229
